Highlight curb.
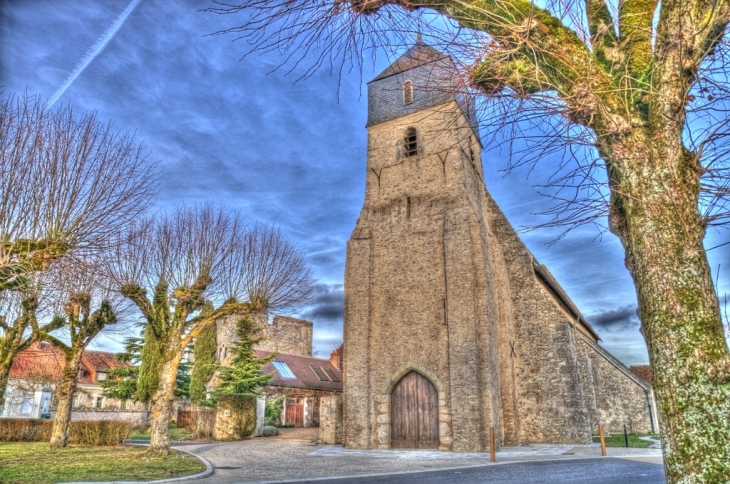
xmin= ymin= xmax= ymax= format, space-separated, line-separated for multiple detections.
xmin=229 ymin=454 xmax=665 ymax=484
xmin=61 ymin=445 xmax=214 ymax=484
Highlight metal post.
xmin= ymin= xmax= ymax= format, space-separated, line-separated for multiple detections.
xmin=599 ymin=425 xmax=607 ymax=456
xmin=490 ymin=427 xmax=496 ymax=462
xmin=624 ymin=424 xmax=629 ymax=448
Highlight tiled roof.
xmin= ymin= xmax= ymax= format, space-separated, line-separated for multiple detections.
xmin=630 ymin=365 xmax=652 ymax=384
xmin=371 ymin=41 xmax=450 ymax=82
xmin=9 ymin=342 xmax=130 ymax=384
xmin=256 ymin=350 xmax=343 ymax=392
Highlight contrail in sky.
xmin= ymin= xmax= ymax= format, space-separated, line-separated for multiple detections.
xmin=49 ymin=0 xmax=142 ymax=106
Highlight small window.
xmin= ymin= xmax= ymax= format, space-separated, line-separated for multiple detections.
xmin=273 ymin=361 xmax=296 ymax=379
xmin=403 ymin=80 xmax=414 ymax=105
xmin=587 ymin=357 xmax=593 ymax=374
xmin=404 ymin=127 xmax=417 ymax=157
xmin=323 ymin=367 xmax=340 ymax=382
xmin=95 ymin=396 xmax=103 ymax=409
xmin=310 ymin=365 xmax=330 ymax=382
xmin=96 ymin=372 xmax=108 ymax=381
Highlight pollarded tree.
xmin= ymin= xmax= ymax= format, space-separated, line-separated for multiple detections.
xmin=109 ymin=205 xmax=313 ymax=455
xmin=207 ymin=0 xmax=730 ymax=481
xmin=0 ymin=93 xmax=157 ymax=407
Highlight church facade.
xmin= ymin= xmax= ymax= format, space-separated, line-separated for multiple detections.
xmin=342 ymin=42 xmax=656 ymax=452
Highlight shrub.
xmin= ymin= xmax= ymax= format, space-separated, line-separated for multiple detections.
xmin=0 ymin=419 xmax=133 ymax=445
xmin=68 ymin=421 xmax=133 ymax=446
xmin=0 ymin=419 xmax=51 ymax=442
xmin=262 ymin=425 xmax=279 ymax=437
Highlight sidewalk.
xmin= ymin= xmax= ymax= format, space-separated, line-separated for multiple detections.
xmin=177 ymin=435 xmax=662 ymax=484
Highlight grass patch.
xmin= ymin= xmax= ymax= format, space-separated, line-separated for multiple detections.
xmin=128 ymin=423 xmax=193 ymax=441
xmin=592 ymin=433 xmax=660 ymax=448
xmin=0 ymin=442 xmax=206 ymax=483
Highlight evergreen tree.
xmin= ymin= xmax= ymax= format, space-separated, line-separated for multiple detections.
xmin=189 ymin=312 xmax=217 ymax=403
xmin=214 ymin=316 xmax=275 ymax=396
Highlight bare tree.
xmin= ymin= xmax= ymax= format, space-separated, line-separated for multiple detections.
xmin=109 ymin=205 xmax=313 ymax=455
xmin=206 ymin=1 xmax=730 ymax=480
xmin=0 ymin=93 xmax=157 ymax=407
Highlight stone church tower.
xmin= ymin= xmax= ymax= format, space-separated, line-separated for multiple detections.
xmin=342 ymin=41 xmax=656 ymax=452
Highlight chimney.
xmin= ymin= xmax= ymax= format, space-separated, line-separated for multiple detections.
xmin=329 ymin=344 xmax=343 ymax=370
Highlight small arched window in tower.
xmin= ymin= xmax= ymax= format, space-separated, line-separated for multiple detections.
xmin=404 ymin=127 xmax=417 ymax=157
xmin=403 ymin=80 xmax=414 ymax=105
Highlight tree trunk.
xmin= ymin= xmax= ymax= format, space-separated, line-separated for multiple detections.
xmin=49 ymin=350 xmax=85 ymax=448
xmin=610 ymin=133 xmax=730 ymax=482
xmin=0 ymin=363 xmax=10 ymax=410
xmin=147 ymin=354 xmax=183 ymax=455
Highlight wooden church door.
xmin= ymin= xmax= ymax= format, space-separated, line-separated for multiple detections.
xmin=391 ymin=371 xmax=439 ymax=449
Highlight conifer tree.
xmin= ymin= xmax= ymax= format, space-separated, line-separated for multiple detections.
xmin=190 ymin=322 xmax=217 ymax=404
xmin=213 ymin=316 xmax=274 ymax=397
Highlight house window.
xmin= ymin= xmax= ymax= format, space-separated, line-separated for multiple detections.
xmin=323 ymin=367 xmax=340 ymax=382
xmin=403 ymin=80 xmax=414 ymax=105
xmin=587 ymin=357 xmax=593 ymax=374
xmin=404 ymin=127 xmax=417 ymax=157
xmin=96 ymin=372 xmax=108 ymax=381
xmin=273 ymin=361 xmax=296 ymax=379
xmin=310 ymin=365 xmax=329 ymax=382
xmin=95 ymin=396 xmax=104 ymax=409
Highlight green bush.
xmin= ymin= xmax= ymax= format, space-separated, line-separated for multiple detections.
xmin=0 ymin=419 xmax=133 ymax=445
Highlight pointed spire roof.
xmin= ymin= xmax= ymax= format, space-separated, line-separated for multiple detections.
xmin=371 ymin=41 xmax=451 ymax=82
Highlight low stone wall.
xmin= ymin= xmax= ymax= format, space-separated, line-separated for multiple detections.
xmin=319 ymin=394 xmax=343 ymax=444
xmin=69 ymin=411 xmax=148 ymax=427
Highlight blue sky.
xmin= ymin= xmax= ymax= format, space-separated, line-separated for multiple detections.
xmin=2 ymin=0 xmax=727 ymax=365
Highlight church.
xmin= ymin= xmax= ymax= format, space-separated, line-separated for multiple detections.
xmin=340 ymin=41 xmax=656 ymax=452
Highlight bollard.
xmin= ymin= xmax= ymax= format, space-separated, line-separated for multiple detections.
xmin=599 ymin=425 xmax=607 ymax=456
xmin=624 ymin=424 xmax=629 ymax=448
xmin=490 ymin=427 xmax=496 ymax=462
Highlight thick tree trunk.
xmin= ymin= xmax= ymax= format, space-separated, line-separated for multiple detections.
xmin=147 ymin=354 xmax=183 ymax=455
xmin=49 ymin=350 xmax=85 ymax=448
xmin=610 ymin=133 xmax=730 ymax=483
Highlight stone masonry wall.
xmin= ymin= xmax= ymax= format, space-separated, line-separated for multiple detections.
xmin=217 ymin=312 xmax=312 ymax=363
xmin=319 ymin=394 xmax=343 ymax=444
xmin=574 ymin=334 xmax=654 ymax=434
xmin=484 ymin=195 xmax=593 ymax=444
xmin=344 ymin=101 xmax=505 ymax=452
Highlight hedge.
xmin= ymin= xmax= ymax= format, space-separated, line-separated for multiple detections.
xmin=0 ymin=419 xmax=133 ymax=445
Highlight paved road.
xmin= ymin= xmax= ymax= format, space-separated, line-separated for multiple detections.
xmin=178 ymin=429 xmax=663 ymax=484
xmin=282 ymin=458 xmax=665 ymax=484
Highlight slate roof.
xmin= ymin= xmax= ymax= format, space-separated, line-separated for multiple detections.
xmin=256 ymin=350 xmax=343 ymax=392
xmin=371 ymin=40 xmax=451 ymax=82
xmin=9 ymin=342 xmax=130 ymax=384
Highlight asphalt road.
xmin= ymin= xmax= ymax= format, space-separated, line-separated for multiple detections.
xmin=284 ymin=458 xmax=665 ymax=484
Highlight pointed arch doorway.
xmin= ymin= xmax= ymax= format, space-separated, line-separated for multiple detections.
xmin=390 ymin=371 xmax=440 ymax=449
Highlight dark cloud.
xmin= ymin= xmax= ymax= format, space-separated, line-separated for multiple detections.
xmin=300 ymin=283 xmax=344 ymax=322
xmin=587 ymin=305 xmax=640 ymax=332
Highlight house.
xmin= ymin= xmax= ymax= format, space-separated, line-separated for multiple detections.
xmin=256 ymin=349 xmax=342 ymax=428
xmin=1 ymin=341 xmax=144 ymax=420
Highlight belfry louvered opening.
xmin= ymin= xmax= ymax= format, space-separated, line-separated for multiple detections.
xmin=404 ymin=127 xmax=417 ymax=157
xmin=403 ymin=80 xmax=414 ymax=104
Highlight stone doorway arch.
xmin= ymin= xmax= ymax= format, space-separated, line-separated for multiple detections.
xmin=391 ymin=371 xmax=439 ymax=449
xmin=373 ymin=364 xmax=451 ymax=450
